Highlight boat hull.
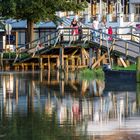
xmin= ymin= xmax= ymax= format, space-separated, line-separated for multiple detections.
xmin=104 ymin=69 xmax=136 ymax=83
xmin=103 ymin=69 xmax=136 ymax=91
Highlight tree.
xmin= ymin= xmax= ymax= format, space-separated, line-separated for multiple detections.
xmin=1 ymin=0 xmax=87 ymax=48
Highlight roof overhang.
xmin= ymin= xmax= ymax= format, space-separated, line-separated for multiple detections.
xmin=130 ymin=0 xmax=140 ymax=3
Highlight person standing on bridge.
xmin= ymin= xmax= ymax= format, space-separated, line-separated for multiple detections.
xmin=78 ymin=22 xmax=83 ymax=41
xmin=71 ymin=18 xmax=79 ymax=41
xmin=108 ymin=26 xmax=113 ymax=41
xmin=57 ymin=22 xmax=64 ymax=42
xmin=92 ymin=17 xmax=99 ymax=42
xmin=99 ymin=18 xmax=107 ymax=40
xmin=74 ymin=13 xmax=79 ymax=22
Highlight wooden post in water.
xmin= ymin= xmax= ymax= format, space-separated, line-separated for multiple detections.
xmin=136 ymin=56 xmax=140 ymax=83
xmin=56 ymin=57 xmax=60 ymax=70
xmin=65 ymin=58 xmax=68 ymax=72
xmin=81 ymin=48 xmax=85 ymax=66
xmin=39 ymin=57 xmax=43 ymax=70
xmin=59 ymin=47 xmax=64 ymax=70
xmin=72 ymin=57 xmax=75 ymax=71
xmin=32 ymin=63 xmax=35 ymax=71
xmin=22 ymin=63 xmax=24 ymax=70
xmin=136 ymin=83 xmax=140 ymax=111
xmin=48 ymin=56 xmax=50 ymax=71
xmin=89 ymin=48 xmax=93 ymax=68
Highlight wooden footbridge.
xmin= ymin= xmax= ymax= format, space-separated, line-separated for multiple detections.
xmin=1 ymin=27 xmax=140 ymax=71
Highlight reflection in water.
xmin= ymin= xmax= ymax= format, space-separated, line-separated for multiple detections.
xmin=0 ymin=71 xmax=139 ymax=139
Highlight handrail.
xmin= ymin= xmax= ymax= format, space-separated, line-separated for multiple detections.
xmin=14 ymin=30 xmax=58 ymax=63
xmin=13 ymin=27 xmax=140 ymax=64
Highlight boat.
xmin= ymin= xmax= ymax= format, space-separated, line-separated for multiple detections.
xmin=103 ymin=64 xmax=136 ymax=83
xmin=103 ymin=64 xmax=136 ymax=91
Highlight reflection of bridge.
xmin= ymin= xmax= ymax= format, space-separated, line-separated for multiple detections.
xmin=33 ymin=71 xmax=105 ymax=97
xmin=5 ymin=26 xmax=140 ymax=70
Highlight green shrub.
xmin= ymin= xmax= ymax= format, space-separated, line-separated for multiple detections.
xmin=79 ymin=68 xmax=104 ymax=81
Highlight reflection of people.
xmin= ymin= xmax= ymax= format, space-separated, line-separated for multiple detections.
xmin=92 ymin=17 xmax=99 ymax=41
xmin=57 ymin=22 xmax=64 ymax=41
xmin=72 ymin=101 xmax=80 ymax=121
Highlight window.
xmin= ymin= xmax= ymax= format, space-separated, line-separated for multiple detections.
xmin=135 ymin=4 xmax=140 ymax=14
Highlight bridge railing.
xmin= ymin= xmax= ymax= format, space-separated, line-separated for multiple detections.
xmin=111 ymin=26 xmax=140 ymax=43
xmin=14 ymin=30 xmax=58 ymax=63
xmin=86 ymin=27 xmax=140 ymax=61
xmin=14 ymin=27 xmax=140 ymax=63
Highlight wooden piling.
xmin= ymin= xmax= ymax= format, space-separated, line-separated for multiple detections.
xmin=39 ymin=57 xmax=43 ymax=70
xmin=89 ymin=48 xmax=93 ymax=68
xmin=136 ymin=83 xmax=140 ymax=110
xmin=56 ymin=57 xmax=60 ymax=70
xmin=136 ymin=56 xmax=140 ymax=83
xmin=81 ymin=48 xmax=85 ymax=66
xmin=65 ymin=58 xmax=68 ymax=72
xmin=59 ymin=47 xmax=64 ymax=70
xmin=32 ymin=63 xmax=35 ymax=71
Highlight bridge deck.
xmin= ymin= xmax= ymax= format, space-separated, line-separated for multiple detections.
xmin=10 ymin=27 xmax=140 ymax=70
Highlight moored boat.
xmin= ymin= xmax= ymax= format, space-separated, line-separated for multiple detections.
xmin=103 ymin=64 xmax=136 ymax=83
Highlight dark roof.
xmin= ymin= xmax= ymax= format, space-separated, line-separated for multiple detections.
xmin=5 ymin=19 xmax=56 ymax=28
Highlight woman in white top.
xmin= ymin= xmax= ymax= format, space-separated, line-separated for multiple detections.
xmin=92 ymin=17 xmax=99 ymax=30
xmin=99 ymin=18 xmax=107 ymax=40
xmin=92 ymin=17 xmax=99 ymax=41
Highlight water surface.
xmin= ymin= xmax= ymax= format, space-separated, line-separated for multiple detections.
xmin=0 ymin=70 xmax=140 ymax=140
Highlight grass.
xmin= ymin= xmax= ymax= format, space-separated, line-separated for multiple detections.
xmin=79 ymin=64 xmax=136 ymax=81
xmin=112 ymin=64 xmax=136 ymax=70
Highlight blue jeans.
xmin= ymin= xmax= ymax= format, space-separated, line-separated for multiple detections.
xmin=91 ymin=31 xmax=98 ymax=41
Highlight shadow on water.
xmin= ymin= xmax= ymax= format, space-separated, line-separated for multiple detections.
xmin=0 ymin=70 xmax=139 ymax=140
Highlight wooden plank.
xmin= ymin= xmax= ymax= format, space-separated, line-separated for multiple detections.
xmin=92 ymin=53 xmax=107 ymax=68
xmin=92 ymin=45 xmax=113 ymax=68
xmin=119 ymin=57 xmax=127 ymax=68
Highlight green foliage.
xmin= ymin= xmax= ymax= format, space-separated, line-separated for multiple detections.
xmin=112 ymin=64 xmax=136 ymax=70
xmin=3 ymin=52 xmax=16 ymax=58
xmin=3 ymin=52 xmax=30 ymax=59
xmin=1 ymin=0 xmax=16 ymax=18
xmin=79 ymin=68 xmax=104 ymax=81
xmin=1 ymin=0 xmax=88 ymax=44
xmin=1 ymin=0 xmax=88 ymax=22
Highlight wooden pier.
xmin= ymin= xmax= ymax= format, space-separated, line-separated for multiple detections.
xmin=0 ymin=27 xmax=140 ymax=71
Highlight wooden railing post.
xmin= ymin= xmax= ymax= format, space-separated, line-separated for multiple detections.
xmin=125 ymin=42 xmax=128 ymax=57
xmin=130 ymin=26 xmax=133 ymax=41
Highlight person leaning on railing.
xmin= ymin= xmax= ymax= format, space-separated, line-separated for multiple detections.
xmin=108 ymin=26 xmax=113 ymax=41
xmin=92 ymin=17 xmax=99 ymax=42
xmin=57 ymin=22 xmax=64 ymax=42
xmin=99 ymin=18 xmax=107 ymax=40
